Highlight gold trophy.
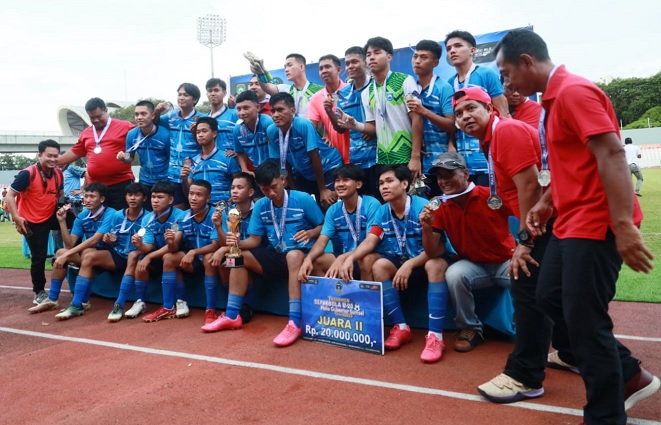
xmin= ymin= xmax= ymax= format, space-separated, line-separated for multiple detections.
xmin=224 ymin=208 xmax=244 ymax=268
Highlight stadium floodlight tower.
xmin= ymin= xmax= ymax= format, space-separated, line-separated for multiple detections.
xmin=197 ymin=14 xmax=226 ymax=78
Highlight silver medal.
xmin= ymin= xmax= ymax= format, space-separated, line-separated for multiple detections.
xmin=428 ymin=197 xmax=441 ymax=211
xmin=137 ymin=228 xmax=146 ymax=237
xmin=487 ymin=195 xmax=503 ymax=210
xmin=93 ymin=146 xmax=102 ymax=154
xmin=331 ymin=93 xmax=339 ymax=102
xmin=404 ymin=94 xmax=415 ymax=102
xmin=216 ymin=200 xmax=227 ymax=211
xmin=538 ymin=169 xmax=551 ymax=187
xmin=171 ymin=223 xmax=179 ymax=232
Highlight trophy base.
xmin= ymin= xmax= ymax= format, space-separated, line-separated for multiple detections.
xmin=223 ymin=256 xmax=245 ymax=268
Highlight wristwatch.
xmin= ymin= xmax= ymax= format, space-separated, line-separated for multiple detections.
xmin=517 ymin=229 xmax=534 ymax=248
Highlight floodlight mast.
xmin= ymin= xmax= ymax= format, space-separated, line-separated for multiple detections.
xmin=197 ymin=14 xmax=226 ymax=77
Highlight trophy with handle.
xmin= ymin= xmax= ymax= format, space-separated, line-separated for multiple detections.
xmin=224 ymin=208 xmax=244 ymax=268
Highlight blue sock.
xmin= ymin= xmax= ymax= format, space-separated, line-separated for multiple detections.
xmin=116 ymin=275 xmax=134 ymax=308
xmin=134 ymin=279 xmax=148 ymax=301
xmin=162 ymin=271 xmax=177 ymax=309
xmin=71 ymin=276 xmax=90 ymax=308
xmin=48 ymin=278 xmax=63 ymax=301
xmin=204 ymin=275 xmax=219 ymax=311
xmin=175 ymin=277 xmax=185 ymax=301
xmin=428 ymin=281 xmax=449 ymax=333
xmin=226 ymin=294 xmax=243 ymax=320
xmin=244 ymin=285 xmax=254 ymax=306
xmin=383 ymin=279 xmax=405 ymax=324
xmin=289 ymin=298 xmax=302 ymax=327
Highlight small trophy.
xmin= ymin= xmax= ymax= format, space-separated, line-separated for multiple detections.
xmin=223 ymin=208 xmax=244 ymax=268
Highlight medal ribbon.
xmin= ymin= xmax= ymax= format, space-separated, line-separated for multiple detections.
xmin=92 ymin=117 xmax=112 ymax=151
xmin=440 ymin=182 xmax=476 ymax=203
xmin=341 ymin=196 xmax=362 ymax=249
xmin=127 ymin=124 xmax=156 ymax=153
xmin=270 ymin=190 xmax=289 ymax=247
xmin=389 ymin=195 xmax=411 ymax=258
xmin=278 ymin=127 xmax=291 ymax=172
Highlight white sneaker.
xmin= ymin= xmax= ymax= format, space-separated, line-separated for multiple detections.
xmin=33 ymin=290 xmax=48 ymax=305
xmin=124 ymin=300 xmax=146 ymax=318
xmin=175 ymin=299 xmax=189 ymax=318
xmin=107 ymin=303 xmax=124 ymax=322
xmin=28 ymin=298 xmax=59 ymax=313
xmin=82 ymin=302 xmax=92 ymax=311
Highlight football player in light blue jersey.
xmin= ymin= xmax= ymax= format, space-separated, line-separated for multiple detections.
xmin=30 ymin=183 xmax=116 ymax=320
xmin=202 ymin=161 xmax=323 ymax=348
xmin=156 ymin=83 xmax=203 ymax=208
xmin=408 ymin=40 xmax=456 ymax=197
xmin=129 ymin=182 xmax=186 ymax=320
xmin=298 ymin=164 xmax=381 ymax=283
xmin=117 ymin=101 xmax=170 ymax=206
xmin=143 ymin=180 xmax=220 ymax=325
xmin=333 ymin=47 xmax=378 ymax=196
xmin=206 ymin=172 xmax=260 ymax=329
xmin=104 ymin=183 xmax=149 ymax=322
xmin=445 ymin=30 xmax=509 ymax=186
xmin=233 ymin=90 xmax=275 ymax=174
xmin=205 ymin=78 xmax=239 ymax=153
xmin=182 ymin=117 xmax=240 ymax=205
xmin=340 ymin=165 xmax=450 ymax=362
xmin=267 ymin=92 xmax=342 ymax=208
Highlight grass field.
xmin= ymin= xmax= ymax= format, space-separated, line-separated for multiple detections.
xmin=1 ymin=170 xmax=659 ymax=302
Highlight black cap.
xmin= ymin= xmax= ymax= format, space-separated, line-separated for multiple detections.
xmin=428 ymin=152 xmax=467 ymax=173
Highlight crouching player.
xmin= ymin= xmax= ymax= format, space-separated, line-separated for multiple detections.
xmin=298 ymin=164 xmax=381 ymax=282
xmin=206 ymin=172 xmax=260 ymax=328
xmin=143 ymin=180 xmax=218 ymax=323
xmin=203 ymin=161 xmax=324 ymax=349
xmin=30 ymin=183 xmax=115 ymax=319
xmin=340 ymin=165 xmax=450 ymax=362
xmin=105 ymin=183 xmax=148 ymax=321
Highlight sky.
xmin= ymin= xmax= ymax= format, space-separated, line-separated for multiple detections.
xmin=1 ymin=0 xmax=660 ymax=134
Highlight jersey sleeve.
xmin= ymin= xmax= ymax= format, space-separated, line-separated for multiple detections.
xmin=301 ymin=193 xmax=325 ymax=226
xmin=320 ymin=203 xmax=339 ymax=238
xmin=247 ymin=199 xmax=266 ymax=236
xmin=266 ymin=124 xmax=280 ymax=160
xmin=227 ymin=156 xmax=241 ymax=174
xmin=481 ymin=68 xmax=505 ymax=97
xmin=96 ymin=208 xmax=116 ymax=234
xmin=437 ymin=80 xmax=455 ymax=115
xmin=361 ymin=88 xmax=375 ymax=123
xmin=299 ymin=118 xmax=320 ymax=153
xmin=71 ymin=214 xmax=85 ymax=238
xmin=558 ymin=84 xmax=619 ymax=144
xmin=10 ymin=170 xmax=31 ymax=193
xmin=307 ymin=92 xmax=323 ymax=122
xmin=232 ymin=127 xmax=245 ymax=154
xmin=364 ymin=196 xmax=382 ymax=228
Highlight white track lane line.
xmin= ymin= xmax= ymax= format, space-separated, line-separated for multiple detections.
xmin=0 ymin=326 xmax=658 ymax=425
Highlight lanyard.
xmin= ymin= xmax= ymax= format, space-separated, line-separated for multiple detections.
xmin=270 ymin=190 xmax=289 ymax=244
xmin=145 ymin=206 xmax=172 ymax=229
xmin=440 ymin=182 xmax=476 ymax=203
xmin=538 ymin=66 xmax=559 ymax=173
xmin=84 ymin=205 xmax=106 ymax=222
xmin=341 ymin=196 xmax=363 ymax=249
xmin=454 ymin=63 xmax=477 ymax=91
xmin=278 ymin=127 xmax=291 ymax=171
xmin=92 ymin=117 xmax=112 ymax=149
xmin=373 ymin=71 xmax=392 ymax=119
xmin=417 ymin=75 xmax=438 ymax=98
xmin=292 ymin=82 xmax=310 ymax=115
xmin=388 ymin=195 xmax=411 ymax=257
xmin=119 ymin=208 xmax=145 ymax=233
xmin=487 ymin=116 xmax=501 ymax=199
xmin=208 ymin=105 xmax=227 ymax=119
xmin=183 ymin=205 xmax=209 ymax=222
xmin=127 ymin=124 xmax=156 ymax=153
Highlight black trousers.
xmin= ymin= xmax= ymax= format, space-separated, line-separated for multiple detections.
xmin=25 ymin=214 xmax=58 ymax=293
xmin=537 ymin=231 xmax=640 ymax=425
xmin=104 ymin=179 xmax=133 ymax=210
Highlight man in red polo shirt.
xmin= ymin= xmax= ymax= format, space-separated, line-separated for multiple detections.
xmin=495 ymin=30 xmax=658 ymax=424
xmin=59 ymin=97 xmax=135 ymax=210
xmin=4 ymin=140 xmax=64 ymax=306
xmin=420 ymin=151 xmax=515 ymax=356
xmin=504 ymin=83 xmax=542 ymax=129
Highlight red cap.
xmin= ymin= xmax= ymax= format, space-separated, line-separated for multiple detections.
xmin=452 ymin=87 xmax=492 ymax=109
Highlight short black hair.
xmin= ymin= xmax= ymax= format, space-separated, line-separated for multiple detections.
xmin=625 ymin=137 xmax=633 ymax=144
xmin=85 ymin=182 xmax=107 ymax=198
xmin=345 ymin=46 xmax=365 ymax=58
xmin=364 ymin=37 xmax=394 ymax=55
xmin=494 ymin=29 xmax=551 ymax=64
xmin=319 ymin=54 xmax=342 ymax=68
xmin=206 ymin=78 xmax=227 ymax=91
xmin=177 ymin=82 xmax=201 ymax=105
xmin=196 ymin=116 xmax=218 ymax=132
xmin=233 ymin=171 xmax=257 ymax=190
xmin=151 ymin=181 xmax=175 ymax=196
xmin=38 ymin=139 xmax=61 ymax=154
xmin=444 ymin=30 xmax=476 ymax=48
xmin=85 ymin=97 xmax=107 ymax=112
xmin=379 ymin=164 xmax=412 ymax=187
xmin=270 ymin=92 xmax=295 ymax=108
xmin=236 ymin=90 xmax=259 ymax=104
xmin=286 ymin=53 xmax=307 ymax=66
xmin=190 ymin=179 xmax=212 ymax=195
xmin=333 ymin=164 xmax=365 ymax=182
xmin=135 ymin=100 xmax=155 ymax=111
xmin=255 ymin=160 xmax=285 ymax=186
xmin=415 ymin=40 xmax=442 ymax=60
xmin=125 ymin=182 xmax=148 ymax=196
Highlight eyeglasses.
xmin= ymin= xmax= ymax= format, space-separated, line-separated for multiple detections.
xmin=433 ymin=160 xmax=466 ymax=169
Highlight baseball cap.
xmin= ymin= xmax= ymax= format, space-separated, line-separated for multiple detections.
xmin=452 ymin=86 xmax=492 ymax=110
xmin=428 ymin=152 xmax=467 ymax=173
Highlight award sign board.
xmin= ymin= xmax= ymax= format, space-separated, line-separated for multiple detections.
xmin=301 ymin=277 xmax=383 ymax=355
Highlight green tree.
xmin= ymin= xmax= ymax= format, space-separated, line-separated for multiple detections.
xmin=196 ymin=100 xmax=211 ymax=114
xmin=0 ymin=154 xmax=35 ymax=170
xmin=597 ymin=72 xmax=661 ymax=126
xmin=624 ymin=106 xmax=661 ymax=129
xmin=109 ymin=98 xmax=166 ymax=124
